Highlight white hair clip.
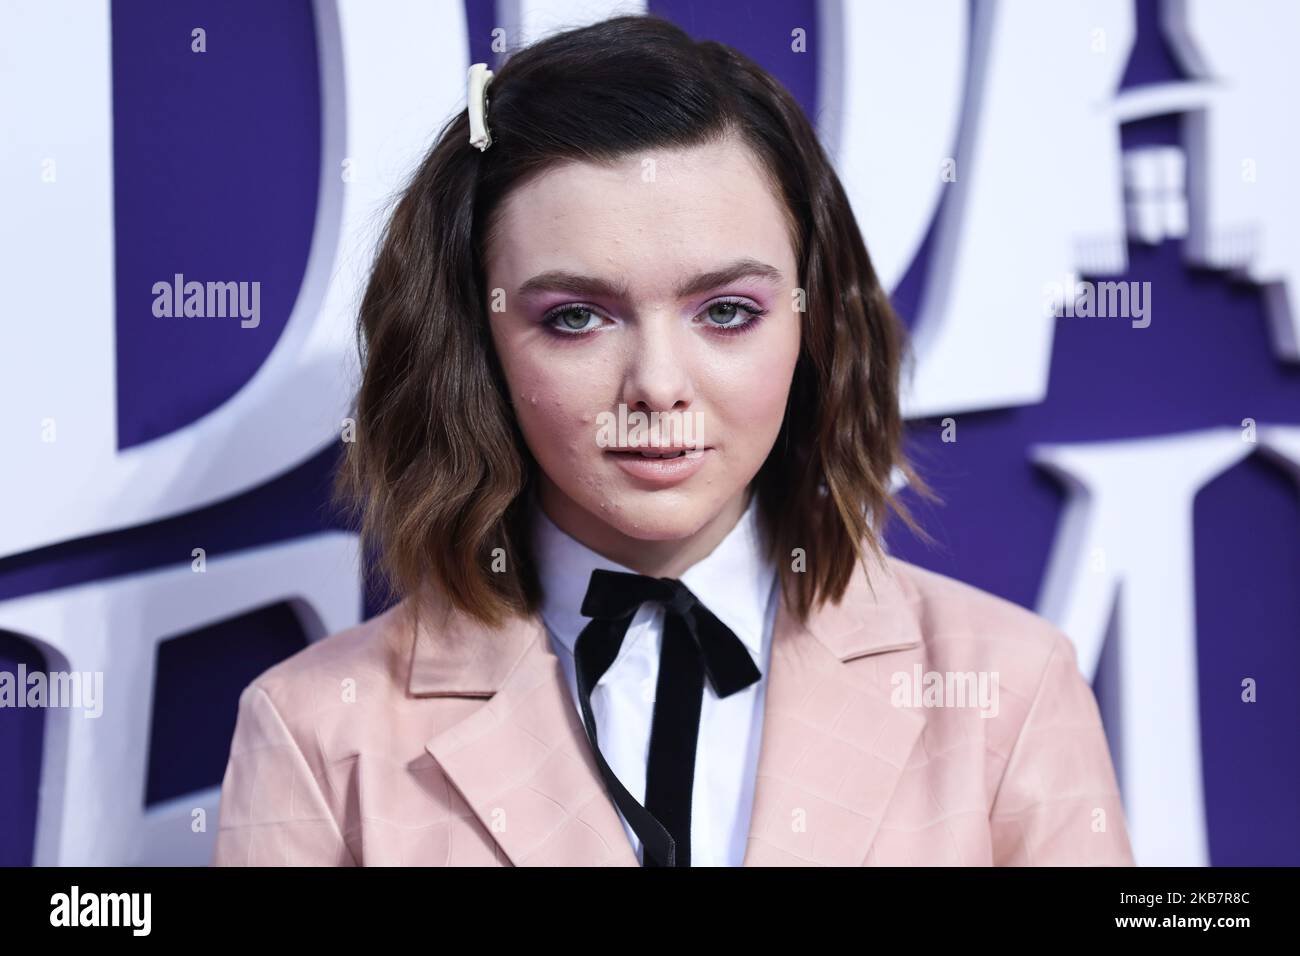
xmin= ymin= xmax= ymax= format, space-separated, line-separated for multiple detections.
xmin=467 ymin=62 xmax=494 ymax=152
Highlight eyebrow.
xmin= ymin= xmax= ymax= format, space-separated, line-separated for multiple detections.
xmin=516 ymin=257 xmax=784 ymax=301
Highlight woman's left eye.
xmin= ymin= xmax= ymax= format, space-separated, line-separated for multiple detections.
xmin=698 ymin=298 xmax=766 ymax=332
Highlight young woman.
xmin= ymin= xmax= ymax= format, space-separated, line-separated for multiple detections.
xmin=213 ymin=15 xmax=1134 ymax=867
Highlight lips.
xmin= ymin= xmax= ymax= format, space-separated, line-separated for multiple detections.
xmin=605 ymin=446 xmax=712 ymax=487
xmin=606 ymin=448 xmax=699 ymax=459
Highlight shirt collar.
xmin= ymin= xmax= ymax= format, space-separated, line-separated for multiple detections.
xmin=531 ymin=493 xmax=776 ymax=658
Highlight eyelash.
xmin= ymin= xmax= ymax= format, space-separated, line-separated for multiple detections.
xmin=542 ymin=297 xmax=768 ymax=338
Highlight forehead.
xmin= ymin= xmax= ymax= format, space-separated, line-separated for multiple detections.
xmin=485 ymin=135 xmax=796 ymax=290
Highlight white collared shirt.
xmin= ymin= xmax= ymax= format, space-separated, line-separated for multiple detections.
xmin=532 ymin=496 xmax=778 ymax=866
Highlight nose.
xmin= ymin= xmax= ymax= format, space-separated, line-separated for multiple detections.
xmin=618 ymin=314 xmax=695 ymax=416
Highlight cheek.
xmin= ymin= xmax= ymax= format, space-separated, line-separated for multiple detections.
xmin=707 ymin=325 xmax=800 ymax=432
xmin=497 ymin=350 xmax=608 ymax=455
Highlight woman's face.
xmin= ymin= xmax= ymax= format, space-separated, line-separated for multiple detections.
xmin=484 ymin=132 xmax=802 ymax=569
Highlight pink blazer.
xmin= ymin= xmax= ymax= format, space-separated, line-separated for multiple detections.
xmin=211 ymin=552 xmax=1135 ymax=866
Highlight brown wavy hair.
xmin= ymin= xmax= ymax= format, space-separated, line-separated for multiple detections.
xmin=334 ymin=14 xmax=937 ymax=631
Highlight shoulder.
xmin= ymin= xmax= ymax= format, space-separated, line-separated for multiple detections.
xmin=236 ymin=600 xmax=416 ymax=727
xmin=873 ymin=558 xmax=1131 ymax=864
xmin=881 ymin=553 xmax=1081 ymax=689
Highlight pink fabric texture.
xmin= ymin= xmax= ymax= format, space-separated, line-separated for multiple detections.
xmin=212 ymin=553 xmax=1135 ymax=866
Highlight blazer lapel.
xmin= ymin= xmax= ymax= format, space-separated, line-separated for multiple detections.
xmin=415 ymin=594 xmax=638 ymax=866
xmin=416 ymin=549 xmax=925 ymax=867
xmin=740 ymin=552 xmax=927 ymax=866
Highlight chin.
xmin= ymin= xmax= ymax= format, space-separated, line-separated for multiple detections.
xmin=607 ymin=515 xmax=703 ymax=542
xmin=590 ymin=488 xmax=730 ymax=541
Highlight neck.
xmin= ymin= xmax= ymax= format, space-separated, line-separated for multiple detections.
xmin=537 ymin=482 xmax=752 ymax=579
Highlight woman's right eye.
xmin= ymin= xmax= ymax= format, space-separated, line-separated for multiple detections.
xmin=545 ymin=306 xmax=603 ymax=335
